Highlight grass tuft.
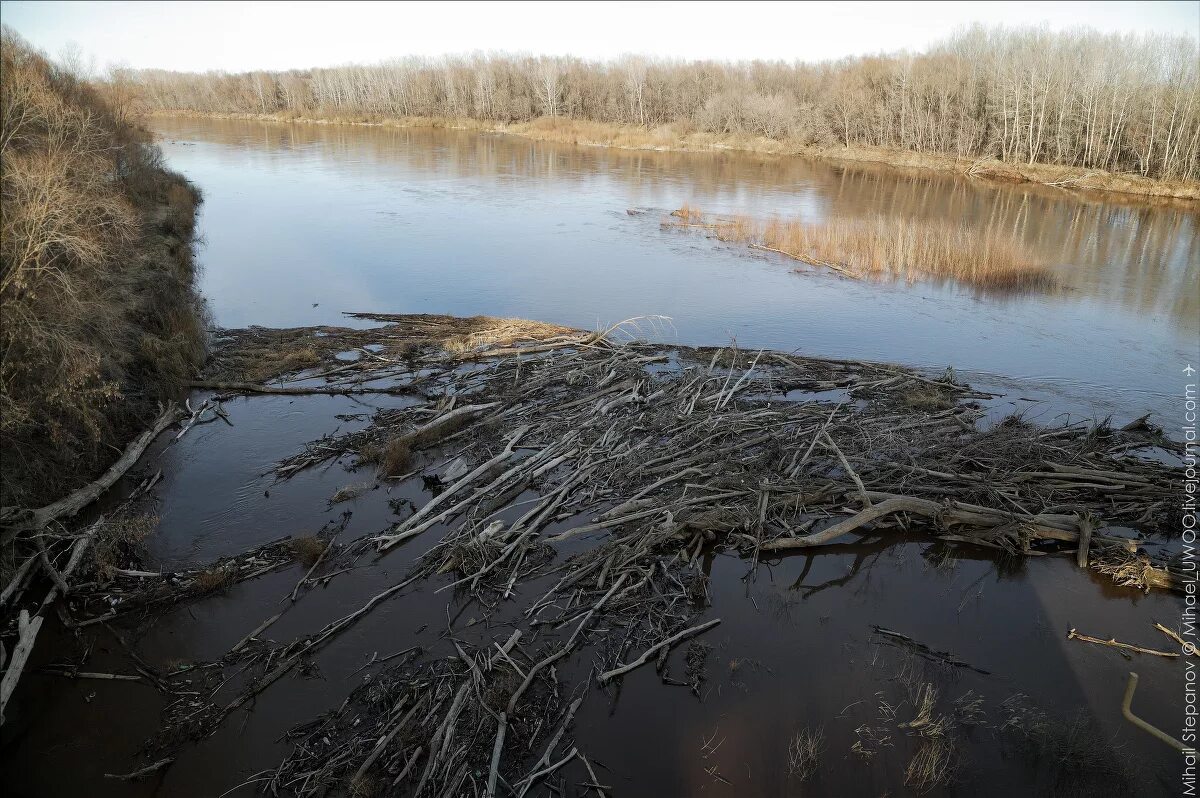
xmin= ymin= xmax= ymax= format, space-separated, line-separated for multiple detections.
xmin=191 ymin=566 xmax=236 ymax=594
xmin=288 ymin=536 xmax=327 ymax=568
xmin=787 ymin=726 xmax=825 ymax=781
xmin=380 ymin=436 xmax=413 ymax=476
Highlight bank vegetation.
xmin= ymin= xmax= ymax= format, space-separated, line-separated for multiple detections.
xmin=130 ymin=25 xmax=1200 ymax=195
xmin=0 ymin=26 xmax=206 ymax=508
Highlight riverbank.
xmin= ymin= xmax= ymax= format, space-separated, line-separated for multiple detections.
xmin=1 ymin=34 xmax=207 ymax=510
xmin=149 ymin=110 xmax=1200 ymax=202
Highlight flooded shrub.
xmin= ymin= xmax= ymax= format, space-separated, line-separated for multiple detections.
xmin=92 ymin=513 xmax=160 ymax=582
xmin=669 ymin=207 xmax=1055 ymax=290
xmin=330 ymin=482 xmax=372 ymax=504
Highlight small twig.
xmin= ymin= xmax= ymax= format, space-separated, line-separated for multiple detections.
xmin=1067 ymin=628 xmax=1178 ymax=658
xmin=104 ymin=757 xmax=174 ymax=781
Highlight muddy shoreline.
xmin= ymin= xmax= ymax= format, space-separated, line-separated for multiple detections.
xmin=0 ymin=314 xmax=1188 ymax=797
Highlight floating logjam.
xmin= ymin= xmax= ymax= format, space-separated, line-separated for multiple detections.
xmin=3 ymin=313 xmax=1185 ymax=794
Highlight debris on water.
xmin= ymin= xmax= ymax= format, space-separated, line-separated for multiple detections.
xmin=4 ymin=313 xmax=1186 ymax=796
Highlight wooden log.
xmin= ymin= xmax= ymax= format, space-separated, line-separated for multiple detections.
xmin=1 ymin=406 xmax=180 ymax=543
xmin=0 ymin=610 xmax=44 ymax=724
xmin=0 ymin=556 xmax=39 ymax=608
xmin=761 ymin=496 xmax=941 ymax=550
xmin=761 ymin=493 xmax=1129 ymax=553
xmin=103 ymin=757 xmax=174 ymax=781
xmin=350 ymin=697 xmax=419 ymax=785
xmin=377 ymin=426 xmax=529 ymax=550
xmin=1076 ymin=514 xmax=1094 ymax=568
xmin=1152 ymin=623 xmax=1198 ymax=657
xmin=598 ymin=619 xmax=722 ymax=683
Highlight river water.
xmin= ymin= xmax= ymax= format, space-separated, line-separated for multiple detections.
xmin=156 ymin=117 xmax=1197 ymax=425
xmin=1 ymin=118 xmax=1194 ymax=798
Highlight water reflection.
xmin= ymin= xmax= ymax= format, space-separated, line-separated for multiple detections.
xmin=160 ymin=117 xmax=1197 ymax=330
xmin=153 ymin=117 xmax=1197 ymax=424
xmin=158 ymin=118 xmax=1198 ymax=327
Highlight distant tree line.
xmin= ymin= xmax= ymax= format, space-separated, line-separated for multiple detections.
xmin=129 ymin=25 xmax=1199 ymax=181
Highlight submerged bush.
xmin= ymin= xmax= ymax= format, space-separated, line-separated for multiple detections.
xmin=669 ymin=206 xmax=1055 ymax=290
xmin=0 ymin=26 xmax=206 ymax=507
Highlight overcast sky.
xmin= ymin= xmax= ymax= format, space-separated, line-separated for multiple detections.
xmin=2 ymin=1 xmax=1197 ymax=73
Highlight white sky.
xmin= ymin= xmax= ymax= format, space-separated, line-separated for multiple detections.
xmin=1 ymin=1 xmax=1197 ymax=73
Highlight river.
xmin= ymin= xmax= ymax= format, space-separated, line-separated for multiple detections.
xmin=157 ymin=116 xmax=1198 ymax=425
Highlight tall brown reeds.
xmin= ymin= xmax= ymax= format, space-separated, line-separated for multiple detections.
xmin=670 ymin=207 xmax=1054 ymax=290
xmin=0 ymin=26 xmax=206 ymax=507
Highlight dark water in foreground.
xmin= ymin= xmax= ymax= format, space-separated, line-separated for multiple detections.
xmin=2 ymin=389 xmax=1186 ymax=797
xmin=1 ymin=119 xmax=1194 ymax=797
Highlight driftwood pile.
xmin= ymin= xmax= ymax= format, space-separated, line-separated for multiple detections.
xmin=1 ymin=312 xmax=1186 ymax=795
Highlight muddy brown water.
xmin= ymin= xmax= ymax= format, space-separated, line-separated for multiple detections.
xmin=1 ymin=119 xmax=1194 ymax=797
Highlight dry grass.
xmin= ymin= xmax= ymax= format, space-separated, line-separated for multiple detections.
xmin=411 ymin=415 xmax=468 ymax=448
xmin=438 ymin=317 xmax=574 ymax=356
xmin=669 ymin=207 xmax=1054 ymax=290
xmin=288 ymin=536 xmax=327 ymax=568
xmin=365 ymin=415 xmax=467 ymax=478
xmin=380 ymin=436 xmax=413 ymax=476
xmin=894 ymin=680 xmax=960 ymax=792
xmin=508 ymin=116 xmax=692 ymax=151
xmin=904 ymin=736 xmax=959 ymax=792
xmin=191 ymin=566 xmax=236 ymax=594
xmin=787 ymin=726 xmax=825 ymax=781
xmin=901 ymin=682 xmax=941 ymax=730
xmin=898 ymin=385 xmax=959 ymax=413
xmin=1091 ymin=550 xmax=1178 ymax=592
xmin=274 ymin=347 xmax=321 ymax=375
xmin=1 ymin=29 xmax=206 ymax=506
xmin=347 ymin=774 xmax=379 ymax=798
xmin=235 ymin=346 xmax=322 ymax=383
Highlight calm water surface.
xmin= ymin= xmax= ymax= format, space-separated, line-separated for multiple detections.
xmin=155 ymin=117 xmax=1198 ymax=424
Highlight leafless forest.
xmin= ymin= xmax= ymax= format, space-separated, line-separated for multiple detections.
xmin=130 ymin=26 xmax=1200 ymax=181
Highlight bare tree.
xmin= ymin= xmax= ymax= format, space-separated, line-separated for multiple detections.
xmin=124 ymin=25 xmax=1200 ymax=180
